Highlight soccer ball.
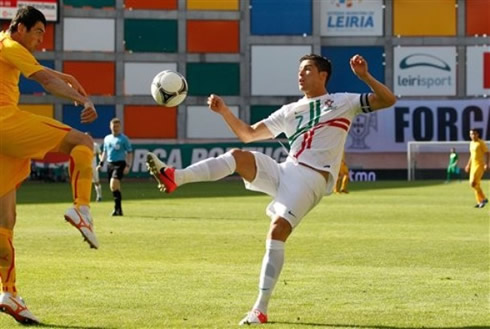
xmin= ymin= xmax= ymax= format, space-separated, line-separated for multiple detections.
xmin=150 ymin=70 xmax=188 ymax=107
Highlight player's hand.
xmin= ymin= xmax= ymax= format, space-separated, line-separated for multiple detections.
xmin=207 ymin=94 xmax=227 ymax=114
xmin=464 ymin=164 xmax=470 ymax=173
xmin=81 ymin=101 xmax=97 ymax=123
xmin=123 ymin=166 xmax=130 ymax=175
xmin=350 ymin=54 xmax=369 ymax=79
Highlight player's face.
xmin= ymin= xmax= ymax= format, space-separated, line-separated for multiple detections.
xmin=111 ymin=122 xmax=121 ymax=135
xmin=18 ymin=21 xmax=45 ymax=53
xmin=298 ymin=60 xmax=327 ymax=96
xmin=469 ymin=130 xmax=479 ymax=141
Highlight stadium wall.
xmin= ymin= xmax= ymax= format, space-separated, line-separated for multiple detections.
xmin=3 ymin=0 xmax=489 ymax=172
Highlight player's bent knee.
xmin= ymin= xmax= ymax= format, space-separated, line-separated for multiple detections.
xmin=78 ymin=131 xmax=93 ymax=149
xmin=61 ymin=130 xmax=93 ymax=152
xmin=269 ymin=217 xmax=292 ymax=241
xmin=229 ymin=149 xmax=256 ymax=181
xmin=229 ymin=148 xmax=246 ymax=160
xmin=230 ymin=149 xmax=255 ymax=167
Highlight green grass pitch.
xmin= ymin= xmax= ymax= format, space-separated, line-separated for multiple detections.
xmin=1 ymin=179 xmax=488 ymax=329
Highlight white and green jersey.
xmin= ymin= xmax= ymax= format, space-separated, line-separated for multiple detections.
xmin=262 ymin=92 xmax=371 ymax=179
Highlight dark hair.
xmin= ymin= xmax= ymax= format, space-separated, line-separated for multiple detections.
xmin=470 ymin=128 xmax=481 ymax=136
xmin=8 ymin=6 xmax=46 ymax=33
xmin=300 ymin=54 xmax=332 ymax=85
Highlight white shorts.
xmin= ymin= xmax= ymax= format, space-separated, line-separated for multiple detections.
xmin=92 ymin=164 xmax=99 ymax=183
xmin=244 ymin=152 xmax=327 ymax=228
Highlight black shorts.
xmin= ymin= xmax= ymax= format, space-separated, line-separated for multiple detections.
xmin=107 ymin=161 xmax=126 ymax=181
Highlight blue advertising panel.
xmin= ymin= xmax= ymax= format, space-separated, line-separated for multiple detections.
xmin=321 ymin=46 xmax=384 ymax=93
xmin=250 ymin=0 xmax=312 ymax=36
xmin=62 ymin=105 xmax=115 ymax=138
xmin=19 ymin=60 xmax=54 ymax=94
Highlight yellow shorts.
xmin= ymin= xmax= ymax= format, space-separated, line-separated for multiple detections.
xmin=0 ymin=105 xmax=71 ymax=196
xmin=469 ymin=165 xmax=484 ymax=186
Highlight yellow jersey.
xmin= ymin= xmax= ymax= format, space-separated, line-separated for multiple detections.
xmin=469 ymin=139 xmax=488 ymax=167
xmin=0 ymin=31 xmax=44 ymax=106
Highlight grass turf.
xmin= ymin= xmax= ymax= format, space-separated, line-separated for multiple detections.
xmin=0 ymin=179 xmax=488 ymax=328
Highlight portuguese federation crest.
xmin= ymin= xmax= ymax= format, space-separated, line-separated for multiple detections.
xmin=348 ymin=113 xmax=377 ymax=149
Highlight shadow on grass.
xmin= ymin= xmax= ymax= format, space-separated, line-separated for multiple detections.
xmin=125 ymin=214 xmax=258 ymax=221
xmin=17 ymin=179 xmax=451 ymax=204
xmin=17 ymin=180 xmax=257 ymax=204
xmin=350 ymin=179 xmax=448 ymax=192
xmin=34 ymin=323 xmax=116 ymax=329
xmin=271 ymin=322 xmax=490 ymax=329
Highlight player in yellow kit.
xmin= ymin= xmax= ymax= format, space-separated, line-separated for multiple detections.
xmin=464 ymin=129 xmax=489 ymax=208
xmin=334 ymin=152 xmax=349 ymax=193
xmin=0 ymin=6 xmax=99 ymax=324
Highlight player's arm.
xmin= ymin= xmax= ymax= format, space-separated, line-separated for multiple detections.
xmin=29 ymin=68 xmax=97 ymax=123
xmin=349 ymin=54 xmax=396 ymax=111
xmin=95 ymin=144 xmax=103 ymax=163
xmin=43 ymin=66 xmax=88 ymax=97
xmin=207 ymin=94 xmax=274 ymax=143
xmin=96 ymin=144 xmax=103 ymax=158
xmin=124 ymin=152 xmax=133 ymax=175
xmin=96 ymin=150 xmax=106 ymax=171
xmin=465 ymin=158 xmax=471 ymax=173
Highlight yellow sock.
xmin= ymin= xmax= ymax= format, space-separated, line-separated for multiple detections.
xmin=341 ymin=176 xmax=349 ymax=191
xmin=0 ymin=228 xmax=16 ymax=296
xmin=69 ymin=145 xmax=93 ymax=207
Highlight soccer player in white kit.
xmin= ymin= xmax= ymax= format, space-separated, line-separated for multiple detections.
xmin=86 ymin=132 xmax=103 ymax=202
xmin=146 ymin=54 xmax=396 ymax=325
xmin=92 ymin=140 xmax=103 ymax=202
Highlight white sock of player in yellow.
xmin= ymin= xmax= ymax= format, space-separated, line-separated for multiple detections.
xmin=174 ymin=151 xmax=236 ymax=186
xmin=95 ymin=184 xmax=102 ymax=199
xmin=252 ymin=239 xmax=285 ymax=314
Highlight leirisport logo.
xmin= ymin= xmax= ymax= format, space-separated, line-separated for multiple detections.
xmin=399 ymin=54 xmax=451 ymax=71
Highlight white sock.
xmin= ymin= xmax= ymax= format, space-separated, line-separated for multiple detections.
xmin=95 ymin=184 xmax=102 ymax=198
xmin=252 ymin=239 xmax=285 ymax=315
xmin=174 ymin=151 xmax=236 ymax=186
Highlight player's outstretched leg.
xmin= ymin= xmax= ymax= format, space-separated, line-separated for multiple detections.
xmin=146 ymin=150 xmax=237 ymax=194
xmin=65 ymin=144 xmax=99 ymax=248
xmin=0 ymin=292 xmax=39 ymax=325
xmin=146 ymin=152 xmax=177 ymax=193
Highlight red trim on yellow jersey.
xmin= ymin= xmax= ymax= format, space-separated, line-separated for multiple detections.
xmin=42 ymin=121 xmax=71 ymax=132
